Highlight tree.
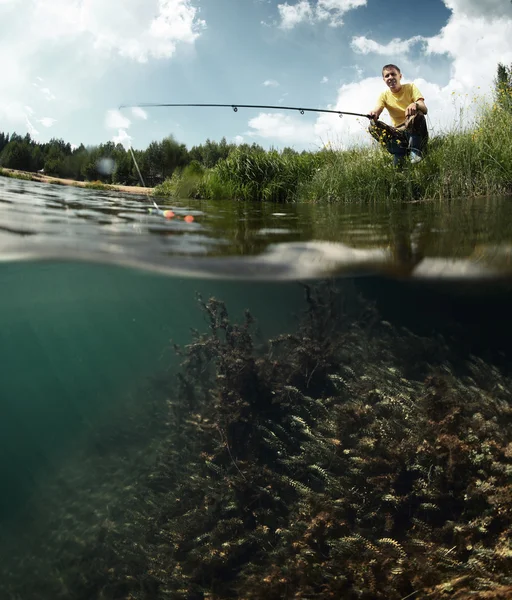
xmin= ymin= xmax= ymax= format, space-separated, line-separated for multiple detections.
xmin=0 ymin=140 xmax=32 ymax=170
xmin=112 ymin=153 xmax=134 ymax=185
xmin=495 ymin=62 xmax=512 ymax=111
xmin=0 ymin=133 xmax=9 ymax=154
xmin=44 ymin=143 xmax=66 ymax=176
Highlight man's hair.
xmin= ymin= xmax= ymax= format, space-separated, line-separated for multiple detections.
xmin=382 ymin=64 xmax=401 ymax=74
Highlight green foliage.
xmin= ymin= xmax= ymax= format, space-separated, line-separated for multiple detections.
xmin=111 ymin=152 xmax=133 ymax=185
xmin=0 ymin=132 xmax=10 ymax=154
xmin=153 ymin=160 xmax=207 ymax=198
xmin=0 ymin=140 xmax=33 ymax=171
xmin=495 ymin=62 xmax=512 ymax=112
xmin=83 ymin=180 xmax=112 ymax=190
xmin=189 ymin=136 xmax=238 ymax=167
xmin=203 ymin=148 xmax=322 ymax=202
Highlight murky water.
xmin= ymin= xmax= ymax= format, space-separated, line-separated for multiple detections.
xmin=1 ymin=177 xmax=511 ymax=599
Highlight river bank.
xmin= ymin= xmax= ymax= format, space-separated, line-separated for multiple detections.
xmin=0 ymin=168 xmax=153 ymax=196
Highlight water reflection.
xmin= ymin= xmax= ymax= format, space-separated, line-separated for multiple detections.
xmin=1 ymin=178 xmax=512 ymax=280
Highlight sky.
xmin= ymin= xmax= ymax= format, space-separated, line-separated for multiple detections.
xmin=1 ymin=0 xmax=512 ymax=152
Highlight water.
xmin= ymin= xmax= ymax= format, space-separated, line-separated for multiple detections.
xmin=1 ymin=177 xmax=511 ymax=599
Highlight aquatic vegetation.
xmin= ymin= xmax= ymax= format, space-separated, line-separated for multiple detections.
xmin=1 ymin=282 xmax=511 ymax=599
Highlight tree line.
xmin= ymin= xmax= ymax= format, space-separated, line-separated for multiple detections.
xmin=0 ymin=131 xmax=299 ymax=187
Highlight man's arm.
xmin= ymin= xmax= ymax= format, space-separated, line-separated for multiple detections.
xmin=416 ymin=99 xmax=428 ymax=115
xmin=368 ymin=105 xmax=384 ymax=120
xmin=406 ymin=97 xmax=428 ymax=117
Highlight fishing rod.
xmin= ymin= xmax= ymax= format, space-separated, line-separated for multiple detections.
xmin=122 ymin=101 xmax=371 ymax=219
xmin=119 ymin=102 xmax=372 ymax=120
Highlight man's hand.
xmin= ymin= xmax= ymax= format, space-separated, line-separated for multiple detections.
xmin=405 ymin=102 xmax=418 ymax=117
xmin=368 ymin=110 xmax=380 ymax=121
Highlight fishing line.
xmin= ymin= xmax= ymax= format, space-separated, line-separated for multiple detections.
xmin=128 ymin=144 xmax=167 ymax=216
xmin=127 ymin=144 xmax=193 ymax=222
xmin=119 ymin=102 xmax=372 ymax=119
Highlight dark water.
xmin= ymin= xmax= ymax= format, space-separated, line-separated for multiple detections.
xmin=1 ymin=177 xmax=511 ymax=599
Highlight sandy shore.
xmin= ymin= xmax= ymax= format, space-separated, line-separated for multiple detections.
xmin=0 ymin=168 xmax=153 ymax=196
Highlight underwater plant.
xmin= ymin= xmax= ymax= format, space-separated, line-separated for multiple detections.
xmin=1 ymin=281 xmax=511 ymax=599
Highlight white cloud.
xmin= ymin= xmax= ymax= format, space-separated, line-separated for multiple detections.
xmin=233 ymin=135 xmax=244 ymax=145
xmin=32 ymin=82 xmax=57 ymax=101
xmin=443 ymin=0 xmax=512 ymax=19
xmin=112 ymin=128 xmax=133 ymax=149
xmin=313 ymin=77 xmax=386 ymax=148
xmin=278 ymin=1 xmax=313 ymax=29
xmin=351 ymin=35 xmax=425 ymax=55
xmin=105 ymin=109 xmax=131 ymax=130
xmin=246 ymin=112 xmax=317 ymax=145
xmin=0 ymin=0 xmax=205 ymax=139
xmin=425 ymin=10 xmax=512 ymax=93
xmin=38 ymin=117 xmax=57 ymax=127
xmin=81 ymin=0 xmax=206 ymax=62
xmin=40 ymin=87 xmax=56 ymax=101
xmin=131 ymin=106 xmax=148 ymax=120
xmin=263 ymin=79 xmax=279 ymax=87
xmin=277 ymin=0 xmax=366 ymax=29
xmin=25 ymin=117 xmax=39 ymax=137
xmin=321 ymin=76 xmax=329 ymax=83
xmin=316 ymin=0 xmax=367 ymax=26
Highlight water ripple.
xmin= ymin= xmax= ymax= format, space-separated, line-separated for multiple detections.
xmin=2 ymin=177 xmax=512 ymax=282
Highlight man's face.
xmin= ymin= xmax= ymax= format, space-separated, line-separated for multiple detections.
xmin=382 ymin=68 xmax=402 ymax=92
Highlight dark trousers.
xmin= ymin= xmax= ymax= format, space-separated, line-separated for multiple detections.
xmin=369 ymin=113 xmax=429 ymax=165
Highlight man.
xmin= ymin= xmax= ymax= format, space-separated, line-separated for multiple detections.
xmin=368 ymin=64 xmax=428 ymax=166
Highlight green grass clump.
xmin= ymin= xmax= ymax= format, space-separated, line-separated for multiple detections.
xmin=153 ymin=160 xmax=206 ymax=198
xmin=210 ymin=148 xmax=322 ymax=202
xmin=154 ymin=149 xmax=322 ymax=202
xmin=0 ymin=168 xmax=33 ymax=181
xmin=84 ymin=180 xmax=113 ymax=191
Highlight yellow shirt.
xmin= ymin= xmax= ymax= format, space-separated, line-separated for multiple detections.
xmin=377 ymin=83 xmax=424 ymax=127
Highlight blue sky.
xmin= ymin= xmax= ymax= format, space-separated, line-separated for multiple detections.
xmin=1 ymin=0 xmax=512 ymax=152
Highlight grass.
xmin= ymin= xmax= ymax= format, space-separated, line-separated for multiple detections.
xmin=83 ymin=180 xmax=113 ymax=191
xmin=0 ymin=169 xmax=114 ymax=191
xmin=0 ymin=168 xmax=34 ymax=181
xmin=153 ymin=99 xmax=512 ymax=204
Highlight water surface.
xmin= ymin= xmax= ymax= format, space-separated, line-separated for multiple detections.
xmin=2 ymin=177 xmax=512 ymax=280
